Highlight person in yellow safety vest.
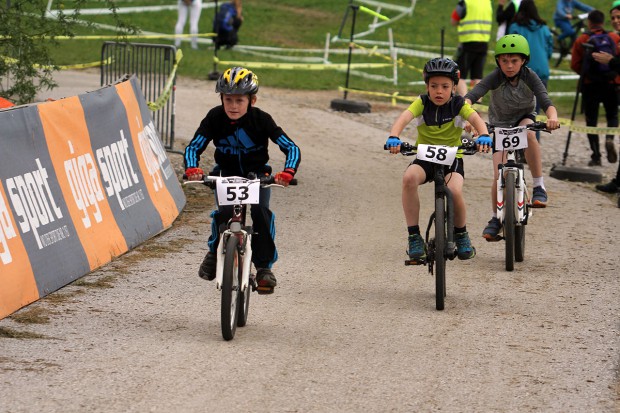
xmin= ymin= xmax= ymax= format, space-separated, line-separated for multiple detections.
xmin=451 ymin=0 xmax=493 ymax=96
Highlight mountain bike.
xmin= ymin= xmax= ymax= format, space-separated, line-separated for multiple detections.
xmin=551 ymin=13 xmax=587 ymax=67
xmin=185 ymin=173 xmax=294 ymax=340
xmin=388 ymin=138 xmax=477 ymax=311
xmin=486 ymin=122 xmax=551 ymax=272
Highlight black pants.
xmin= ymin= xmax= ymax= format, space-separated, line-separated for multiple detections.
xmin=581 ymin=82 xmax=618 ymax=161
xmin=207 ymin=186 xmax=277 ymax=269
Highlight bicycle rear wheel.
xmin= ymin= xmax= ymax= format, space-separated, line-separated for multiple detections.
xmin=504 ymin=171 xmax=517 ymax=272
xmin=221 ymin=236 xmax=241 ymax=341
xmin=434 ymin=196 xmax=446 ymax=311
xmin=237 ymin=271 xmax=251 ymax=327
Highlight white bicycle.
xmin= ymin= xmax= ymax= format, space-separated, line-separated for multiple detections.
xmin=185 ymin=173 xmax=294 ymax=340
xmin=486 ymin=122 xmax=550 ymax=271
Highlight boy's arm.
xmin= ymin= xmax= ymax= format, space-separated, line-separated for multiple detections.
xmin=570 ymin=35 xmax=586 ymax=74
xmin=466 ymin=111 xmax=492 ymax=152
xmin=183 ymin=121 xmax=211 ymax=179
xmin=574 ymin=1 xmax=594 ymax=13
xmin=544 ymin=106 xmax=561 ymax=130
xmin=464 ymin=72 xmax=494 ymax=105
xmin=389 ymin=109 xmax=415 ymax=138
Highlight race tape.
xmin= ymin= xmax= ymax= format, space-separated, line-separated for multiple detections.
xmin=1 ymin=55 xmax=111 ymax=70
xmin=213 ymin=57 xmax=392 ymax=70
xmin=473 ymin=104 xmax=620 ymax=133
xmin=147 ymin=49 xmax=183 ymax=111
xmin=352 ymin=42 xmax=423 ymax=73
xmin=1 ymin=33 xmax=217 ymax=40
xmin=358 ymin=5 xmax=390 ymax=21
xmin=338 ymin=86 xmax=417 ymax=105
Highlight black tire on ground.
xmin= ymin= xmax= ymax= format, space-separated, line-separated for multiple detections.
xmin=329 ymin=98 xmax=371 ymax=113
xmin=221 ymin=236 xmax=240 ymax=341
xmin=434 ymin=197 xmax=446 ymax=311
xmin=515 ymin=223 xmax=525 ymax=262
xmin=237 ymin=268 xmax=251 ymax=328
xmin=504 ymin=171 xmax=516 ymax=272
xmin=549 ymin=165 xmax=602 ymax=183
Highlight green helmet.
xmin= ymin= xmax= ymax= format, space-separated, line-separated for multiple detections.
xmin=612 ymin=0 xmax=620 ymax=11
xmin=494 ymin=34 xmax=530 ymax=64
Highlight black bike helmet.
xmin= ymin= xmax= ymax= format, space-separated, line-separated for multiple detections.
xmin=423 ymin=58 xmax=460 ymax=84
xmin=215 ymin=67 xmax=259 ymax=95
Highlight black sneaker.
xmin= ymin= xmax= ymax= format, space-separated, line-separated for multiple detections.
xmin=605 ymin=139 xmax=617 ymax=163
xmin=588 ymin=158 xmax=602 ymax=167
xmin=198 ymin=252 xmax=217 ymax=281
xmin=482 ymin=217 xmax=502 ymax=242
xmin=595 ymin=180 xmax=619 ymax=194
xmin=256 ymin=268 xmax=277 ymax=294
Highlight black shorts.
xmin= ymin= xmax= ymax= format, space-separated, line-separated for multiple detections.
xmin=411 ymin=157 xmax=465 ymax=184
xmin=455 ymin=42 xmax=488 ymax=80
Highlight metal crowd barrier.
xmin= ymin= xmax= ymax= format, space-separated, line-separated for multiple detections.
xmin=101 ymin=42 xmax=177 ymax=150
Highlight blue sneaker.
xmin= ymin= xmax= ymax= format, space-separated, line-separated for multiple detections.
xmin=482 ymin=217 xmax=502 ymax=242
xmin=532 ymin=186 xmax=548 ymax=208
xmin=407 ymin=234 xmax=427 ymax=262
xmin=455 ymin=232 xmax=476 ymax=260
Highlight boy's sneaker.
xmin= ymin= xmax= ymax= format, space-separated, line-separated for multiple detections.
xmin=455 ymin=232 xmax=476 ymax=260
xmin=256 ymin=268 xmax=277 ymax=295
xmin=198 ymin=251 xmax=217 ymax=281
xmin=596 ymin=180 xmax=619 ymax=193
xmin=531 ymin=186 xmax=548 ymax=208
xmin=605 ymin=139 xmax=617 ymax=163
xmin=407 ymin=233 xmax=427 ymax=263
xmin=482 ymin=217 xmax=502 ymax=242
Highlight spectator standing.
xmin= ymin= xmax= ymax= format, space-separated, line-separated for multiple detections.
xmin=451 ymin=0 xmax=493 ymax=96
xmin=496 ymin=0 xmax=521 ymax=40
xmin=508 ymin=0 xmax=553 ymax=141
xmin=570 ymin=10 xmax=620 ymax=166
xmin=214 ymin=0 xmax=244 ymax=50
xmin=553 ymin=0 xmax=594 ymax=43
xmin=175 ymin=0 xmax=203 ymax=50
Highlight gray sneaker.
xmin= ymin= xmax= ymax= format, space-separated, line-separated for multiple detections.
xmin=482 ymin=217 xmax=502 ymax=242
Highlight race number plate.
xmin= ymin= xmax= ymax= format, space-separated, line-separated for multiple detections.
xmin=216 ymin=177 xmax=260 ymax=205
xmin=416 ymin=144 xmax=458 ymax=166
xmin=495 ymin=126 xmax=529 ymax=151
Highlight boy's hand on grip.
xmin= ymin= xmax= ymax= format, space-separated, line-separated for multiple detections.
xmin=185 ymin=167 xmax=204 ymax=181
xmin=275 ymin=168 xmax=295 ymax=186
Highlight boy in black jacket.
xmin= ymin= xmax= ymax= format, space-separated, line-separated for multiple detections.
xmin=184 ymin=67 xmax=301 ymax=293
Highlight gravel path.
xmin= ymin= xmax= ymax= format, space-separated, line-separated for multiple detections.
xmin=0 ymin=71 xmax=618 ymax=412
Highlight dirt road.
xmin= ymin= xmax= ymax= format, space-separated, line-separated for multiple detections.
xmin=1 ymin=71 xmax=619 ymax=412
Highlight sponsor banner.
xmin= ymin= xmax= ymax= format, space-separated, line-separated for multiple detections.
xmin=0 ymin=76 xmax=185 ymax=318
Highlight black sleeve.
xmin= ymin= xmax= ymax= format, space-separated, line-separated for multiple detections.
xmin=496 ymin=3 xmax=515 ymax=24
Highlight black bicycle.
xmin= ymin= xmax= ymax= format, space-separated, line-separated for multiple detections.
xmin=388 ymin=138 xmax=477 ymax=310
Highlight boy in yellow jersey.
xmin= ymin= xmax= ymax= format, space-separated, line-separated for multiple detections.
xmin=386 ymin=58 xmax=491 ymax=262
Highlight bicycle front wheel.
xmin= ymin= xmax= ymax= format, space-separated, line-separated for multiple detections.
xmin=515 ymin=223 xmax=525 ymax=262
xmin=434 ymin=196 xmax=446 ymax=311
xmin=237 ymin=272 xmax=251 ymax=328
xmin=221 ymin=236 xmax=241 ymax=341
xmin=504 ymin=171 xmax=517 ymax=272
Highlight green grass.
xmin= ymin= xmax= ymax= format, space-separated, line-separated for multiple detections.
xmin=46 ymin=0 xmax=616 ymax=117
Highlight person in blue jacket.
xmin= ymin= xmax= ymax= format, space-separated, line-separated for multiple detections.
xmin=553 ymin=0 xmax=594 ymax=43
xmin=509 ymin=0 xmax=553 ymax=141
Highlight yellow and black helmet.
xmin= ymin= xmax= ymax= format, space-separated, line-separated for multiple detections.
xmin=215 ymin=67 xmax=259 ymax=95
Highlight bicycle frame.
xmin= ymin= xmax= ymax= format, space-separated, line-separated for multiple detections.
xmin=496 ymin=151 xmax=530 ymax=226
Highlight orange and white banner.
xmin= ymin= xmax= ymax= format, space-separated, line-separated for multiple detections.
xmin=0 ymin=76 xmax=185 ymax=319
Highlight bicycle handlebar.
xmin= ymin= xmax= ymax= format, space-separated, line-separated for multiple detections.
xmin=183 ymin=173 xmax=298 ymax=188
xmin=485 ymin=121 xmax=553 ymax=134
xmin=384 ymin=138 xmax=478 ymax=156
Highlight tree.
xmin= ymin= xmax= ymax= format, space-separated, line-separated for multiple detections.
xmin=0 ymin=0 xmax=136 ymax=104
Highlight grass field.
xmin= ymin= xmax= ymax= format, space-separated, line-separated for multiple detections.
xmin=45 ymin=0 xmax=618 ymax=116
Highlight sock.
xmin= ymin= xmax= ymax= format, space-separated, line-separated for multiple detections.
xmin=408 ymin=225 xmax=420 ymax=236
xmin=532 ymin=177 xmax=544 ymax=189
xmin=454 ymin=226 xmax=466 ymax=234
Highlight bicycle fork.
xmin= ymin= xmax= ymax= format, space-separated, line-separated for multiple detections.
xmin=214 ymin=206 xmax=254 ymax=292
xmin=496 ymin=164 xmax=530 ymax=225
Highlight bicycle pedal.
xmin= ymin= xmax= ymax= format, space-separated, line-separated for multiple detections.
xmin=256 ymin=285 xmax=274 ymax=295
xmin=405 ymin=258 xmax=426 ymax=266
